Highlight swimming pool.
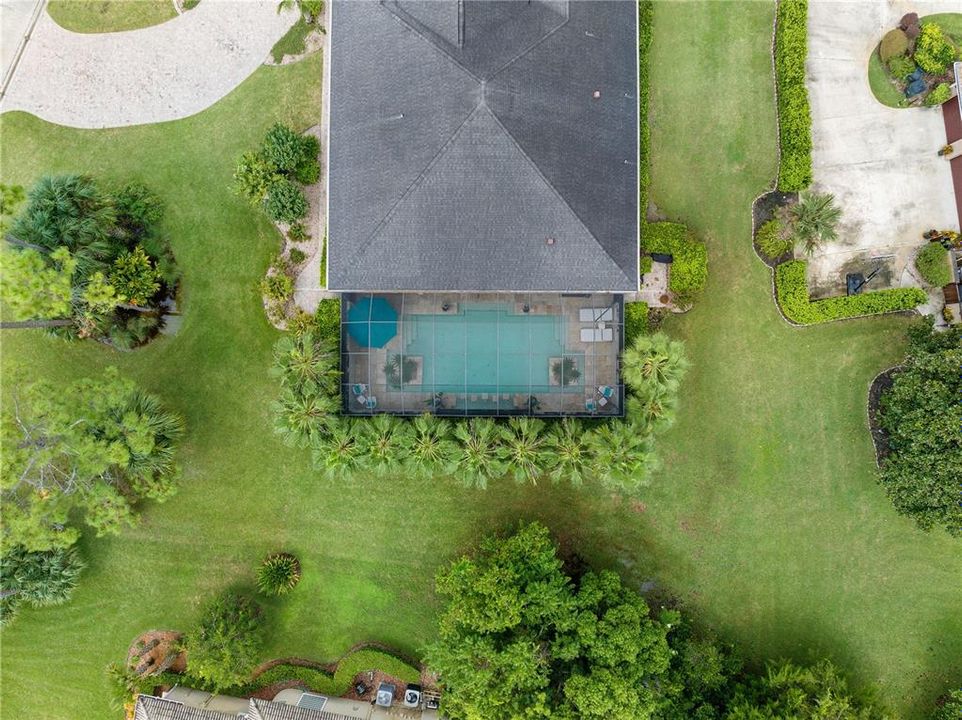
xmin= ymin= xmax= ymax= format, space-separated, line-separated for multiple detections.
xmin=403 ymin=303 xmax=583 ymax=394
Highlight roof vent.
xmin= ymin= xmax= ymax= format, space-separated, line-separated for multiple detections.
xmin=592 ymin=90 xmax=601 ymax=99
xmin=546 ymin=237 xmax=556 ymax=246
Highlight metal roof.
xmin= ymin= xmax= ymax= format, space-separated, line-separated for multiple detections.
xmin=328 ymin=0 xmax=639 ymax=292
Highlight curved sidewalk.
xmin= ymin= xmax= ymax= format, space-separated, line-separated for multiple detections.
xmin=0 ymin=0 xmax=296 ymax=128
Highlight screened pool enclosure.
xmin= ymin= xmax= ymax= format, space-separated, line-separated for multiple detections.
xmin=341 ymin=293 xmax=625 ymax=417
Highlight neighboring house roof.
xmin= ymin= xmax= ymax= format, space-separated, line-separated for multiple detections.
xmin=328 ymin=0 xmax=639 ymax=292
xmin=134 ymin=696 xmax=230 ymax=720
xmin=134 ymin=695 xmax=392 ymax=720
xmin=248 ymin=697 xmax=354 ymax=720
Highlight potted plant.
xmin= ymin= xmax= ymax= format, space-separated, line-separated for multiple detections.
xmin=938 ymin=144 xmax=953 ymax=156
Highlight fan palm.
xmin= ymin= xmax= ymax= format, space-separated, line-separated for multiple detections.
xmin=270 ymin=331 xmax=339 ymax=395
xmin=790 ymin=192 xmax=841 ymax=256
xmin=625 ymin=389 xmax=678 ymax=434
xmin=271 ymin=389 xmax=335 ymax=447
xmin=452 ymin=418 xmax=507 ymax=489
xmin=500 ymin=417 xmax=547 ymax=485
xmin=620 ymin=332 xmax=690 ymax=398
xmin=586 ymin=423 xmax=659 ymax=493
xmin=356 ymin=414 xmax=412 ymax=476
xmin=545 ymin=418 xmax=590 ymax=487
xmin=408 ymin=414 xmax=457 ymax=478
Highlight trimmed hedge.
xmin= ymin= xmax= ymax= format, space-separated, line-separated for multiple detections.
xmin=774 ymin=260 xmax=926 ymax=324
xmin=624 ymin=302 xmax=649 ymax=344
xmin=642 ymin=222 xmax=708 ymax=297
xmin=638 ymin=0 xmax=653 ymax=217
xmin=915 ymin=242 xmax=951 ymax=287
xmin=774 ymin=0 xmax=813 ymax=191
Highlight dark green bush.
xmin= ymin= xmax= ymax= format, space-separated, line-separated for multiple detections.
xmin=288 ymin=222 xmax=310 ymax=242
xmin=265 ymin=179 xmax=308 ymax=223
xmin=914 ymin=23 xmax=955 ymax=75
xmin=914 ymin=242 xmax=951 ymax=286
xmin=289 ymin=248 xmax=307 ymax=265
xmin=294 ymin=158 xmax=321 ymax=185
xmin=187 ymin=591 xmax=264 ymax=691
xmin=643 ymin=222 xmax=708 ymax=297
xmin=624 ymin=302 xmax=649 ymax=344
xmin=879 ymin=28 xmax=909 ymax=62
xmin=256 ymin=553 xmax=301 ymax=596
xmin=774 ymin=0 xmax=813 ymax=191
xmin=315 ymin=298 xmax=340 ymax=348
xmin=640 ymin=255 xmax=653 ymax=275
xmin=0 ymin=545 xmax=85 ymax=626
xmin=263 ymin=124 xmax=306 ymax=172
xmin=261 ymin=269 xmax=293 ymax=303
xmin=638 ymin=0 xmax=653 ymax=215
xmin=756 ymin=219 xmax=793 ymax=260
xmin=887 ymin=55 xmax=916 ymax=79
xmin=774 ymin=260 xmax=926 ymax=324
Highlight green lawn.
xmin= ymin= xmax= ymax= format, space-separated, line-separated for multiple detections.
xmin=271 ymin=17 xmax=314 ymax=63
xmin=1 ymin=4 xmax=960 ymax=720
xmin=46 ymin=0 xmax=178 ymax=33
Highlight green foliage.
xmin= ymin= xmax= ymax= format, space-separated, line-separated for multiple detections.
xmin=624 ymin=301 xmax=649 ymax=344
xmin=287 ymin=222 xmax=310 ymax=242
xmin=451 ymin=418 xmax=507 ymax=490
xmin=256 ymin=553 xmax=301 ymax=596
xmin=877 ymin=322 xmax=961 ymax=536
xmin=270 ymin=330 xmax=340 ymax=446
xmin=0 ymin=545 xmax=85 ymax=626
xmin=499 ymin=418 xmax=547 ymax=485
xmin=887 ymin=55 xmax=916 ymax=80
xmin=314 ymin=298 xmax=340 ymax=347
xmin=261 ymin=265 xmax=294 ymax=303
xmin=931 ymin=690 xmax=962 ymax=720
xmin=384 ymin=353 xmax=419 ymax=388
xmin=408 ymin=414 xmax=457 ymax=478
xmin=551 ymin=356 xmax=581 ymax=386
xmin=642 ymin=222 xmax=708 ymax=299
xmin=111 ymin=182 xmax=164 ymax=236
xmin=263 ymin=123 xmax=307 ymax=172
xmin=621 ymin=332 xmax=690 ymax=401
xmin=774 ymin=260 xmax=927 ymax=324
xmin=110 ymin=245 xmax=160 ymax=305
xmin=187 ymin=591 xmax=264 ymax=691
xmin=104 ymin=662 xmax=141 ymax=711
xmin=925 ymin=82 xmax=952 ymax=106
xmin=545 ymin=418 xmax=590 ymax=487
xmin=914 ymin=23 xmax=955 ymax=75
xmin=356 ymin=414 xmax=412 ymax=475
xmin=640 ymin=255 xmax=653 ymax=275
xmin=233 ymin=151 xmax=279 ymax=205
xmin=426 ymin=523 xmax=671 ymax=720
xmin=790 ymin=192 xmax=840 ymax=255
xmin=294 ymin=158 xmax=321 ymax=185
xmin=774 ymin=0 xmax=813 ymax=191
xmin=288 ymin=247 xmax=307 ymax=264
xmin=638 ymin=1 xmax=653 ymax=215
xmin=265 ymin=178 xmax=308 ymax=223
xmin=915 ymin=242 xmax=951 ymax=286
xmin=879 ymin=28 xmax=909 ymax=62
xmin=756 ymin=219 xmax=793 ymax=260
xmin=0 ymin=183 xmax=26 ymax=232
xmin=0 ymin=245 xmax=75 ymax=321
xmin=0 ymin=368 xmax=183 ymax=551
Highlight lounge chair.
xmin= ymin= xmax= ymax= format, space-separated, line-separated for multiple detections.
xmin=585 ymin=398 xmax=597 ymax=412
xmin=365 ymin=397 xmax=377 ymax=409
xmin=598 ymin=385 xmax=614 ymax=399
xmin=352 ymin=383 xmax=367 ymax=396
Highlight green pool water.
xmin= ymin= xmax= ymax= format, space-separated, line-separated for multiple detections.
xmin=403 ymin=303 xmax=583 ymax=394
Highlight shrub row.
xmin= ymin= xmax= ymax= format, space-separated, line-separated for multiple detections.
xmin=915 ymin=242 xmax=951 ymax=286
xmin=638 ymin=0 xmax=653 ymax=216
xmin=642 ymin=222 xmax=708 ymax=298
xmin=624 ymin=301 xmax=649 ymax=344
xmin=774 ymin=260 xmax=926 ymax=324
xmin=774 ymin=0 xmax=813 ymax=191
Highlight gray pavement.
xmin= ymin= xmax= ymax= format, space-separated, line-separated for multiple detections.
xmin=0 ymin=0 xmax=296 ymax=128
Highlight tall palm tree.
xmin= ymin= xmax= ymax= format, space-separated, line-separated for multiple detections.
xmin=625 ymin=389 xmax=678 ymax=434
xmin=500 ymin=417 xmax=547 ymax=485
xmin=356 ymin=414 xmax=411 ymax=476
xmin=408 ymin=414 xmax=457 ymax=478
xmin=451 ymin=418 xmax=507 ymax=490
xmin=790 ymin=192 xmax=841 ymax=256
xmin=271 ymin=389 xmax=335 ymax=448
xmin=545 ymin=418 xmax=590 ymax=487
xmin=270 ymin=331 xmax=339 ymax=395
xmin=620 ymin=332 xmax=690 ymax=398
xmin=310 ymin=420 xmax=360 ymax=480
xmin=586 ymin=423 xmax=659 ymax=493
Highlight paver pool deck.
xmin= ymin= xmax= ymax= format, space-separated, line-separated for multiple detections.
xmin=0 ymin=0 xmax=296 ymax=128
xmin=805 ymin=0 xmax=959 ymax=297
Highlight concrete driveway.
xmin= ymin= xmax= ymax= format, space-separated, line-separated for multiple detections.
xmin=0 ymin=0 xmax=296 ymax=128
xmin=806 ymin=0 xmax=958 ymax=299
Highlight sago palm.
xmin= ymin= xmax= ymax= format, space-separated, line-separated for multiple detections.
xmin=409 ymin=413 xmax=457 ymax=478
xmin=270 ymin=332 xmax=339 ymax=395
xmin=271 ymin=389 xmax=335 ymax=447
xmin=452 ymin=418 xmax=507 ymax=489
xmin=791 ymin=192 xmax=841 ymax=256
xmin=620 ymin=332 xmax=690 ymax=397
xmin=310 ymin=420 xmax=360 ymax=480
xmin=501 ymin=417 xmax=547 ymax=485
xmin=356 ymin=414 xmax=411 ymax=476
xmin=586 ymin=423 xmax=659 ymax=493
xmin=545 ymin=418 xmax=590 ymax=487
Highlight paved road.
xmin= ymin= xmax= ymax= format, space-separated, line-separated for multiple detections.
xmin=0 ymin=0 xmax=296 ymax=128
xmin=806 ymin=0 xmax=958 ymax=301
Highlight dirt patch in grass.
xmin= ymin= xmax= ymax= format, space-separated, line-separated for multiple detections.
xmin=751 ymin=190 xmax=796 ymax=268
xmin=867 ymin=366 xmax=898 ymax=466
xmin=127 ymin=630 xmax=186 ymax=675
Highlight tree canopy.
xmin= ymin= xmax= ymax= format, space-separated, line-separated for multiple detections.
xmin=1 ymin=368 xmax=184 ymax=550
xmin=186 ymin=590 xmax=264 ymax=691
xmin=877 ymin=320 xmax=961 ymax=536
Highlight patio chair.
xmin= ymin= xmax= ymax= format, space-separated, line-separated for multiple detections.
xmin=365 ymin=397 xmax=377 ymax=410
xmin=352 ymin=383 xmax=367 ymax=396
xmin=598 ymin=385 xmax=614 ymax=399
xmin=585 ymin=398 xmax=597 ymax=412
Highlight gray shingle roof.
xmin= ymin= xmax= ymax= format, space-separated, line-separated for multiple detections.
xmin=134 ymin=696 xmax=232 ymax=720
xmin=328 ymin=0 xmax=638 ymax=292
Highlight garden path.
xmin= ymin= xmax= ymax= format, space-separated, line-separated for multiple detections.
xmin=805 ymin=0 xmax=958 ymax=297
xmin=0 ymin=0 xmax=296 ymax=128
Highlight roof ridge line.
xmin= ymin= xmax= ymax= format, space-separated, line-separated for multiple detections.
xmin=482 ymin=105 xmax=634 ymax=286
xmin=486 ymin=2 xmax=571 ymax=84
xmin=353 ymin=102 xmax=485 ymax=258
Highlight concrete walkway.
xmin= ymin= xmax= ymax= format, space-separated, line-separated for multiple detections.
xmin=806 ymin=0 xmax=959 ymax=295
xmin=0 ymin=0 xmax=296 ymax=128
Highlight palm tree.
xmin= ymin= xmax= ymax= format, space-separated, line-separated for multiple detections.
xmin=451 ymin=418 xmax=507 ymax=490
xmin=408 ymin=414 xmax=457 ymax=478
xmin=271 ymin=389 xmax=335 ymax=447
xmin=122 ymin=389 xmax=185 ymax=484
xmin=545 ymin=418 xmax=590 ymax=487
xmin=620 ymin=332 xmax=690 ymax=398
xmin=270 ymin=331 xmax=339 ymax=395
xmin=790 ymin=192 xmax=841 ymax=256
xmin=585 ymin=423 xmax=659 ymax=493
xmin=500 ymin=417 xmax=547 ymax=485
xmin=551 ymin=357 xmax=581 ymax=386
xmin=384 ymin=353 xmax=418 ymax=388
xmin=310 ymin=421 xmax=360 ymax=480
xmin=356 ymin=414 xmax=411 ymax=476
xmin=625 ymin=389 xmax=678 ymax=434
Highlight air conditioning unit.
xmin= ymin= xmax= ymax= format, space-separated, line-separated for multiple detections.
xmin=403 ymin=684 xmax=422 ymax=708
xmin=375 ymin=682 xmax=396 ymax=708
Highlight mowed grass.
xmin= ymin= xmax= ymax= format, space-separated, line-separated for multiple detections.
xmin=0 ymin=5 xmax=960 ymax=720
xmin=46 ymin=0 xmax=178 ymax=33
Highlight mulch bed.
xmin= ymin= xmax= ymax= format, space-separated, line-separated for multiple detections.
xmin=342 ymin=670 xmax=417 ymax=702
xmin=127 ymin=630 xmax=186 ymax=676
xmin=867 ymin=367 xmax=898 ymax=465
xmin=751 ymin=190 xmax=797 ymax=268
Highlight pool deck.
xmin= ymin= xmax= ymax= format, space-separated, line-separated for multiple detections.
xmin=342 ymin=293 xmax=624 ymax=417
